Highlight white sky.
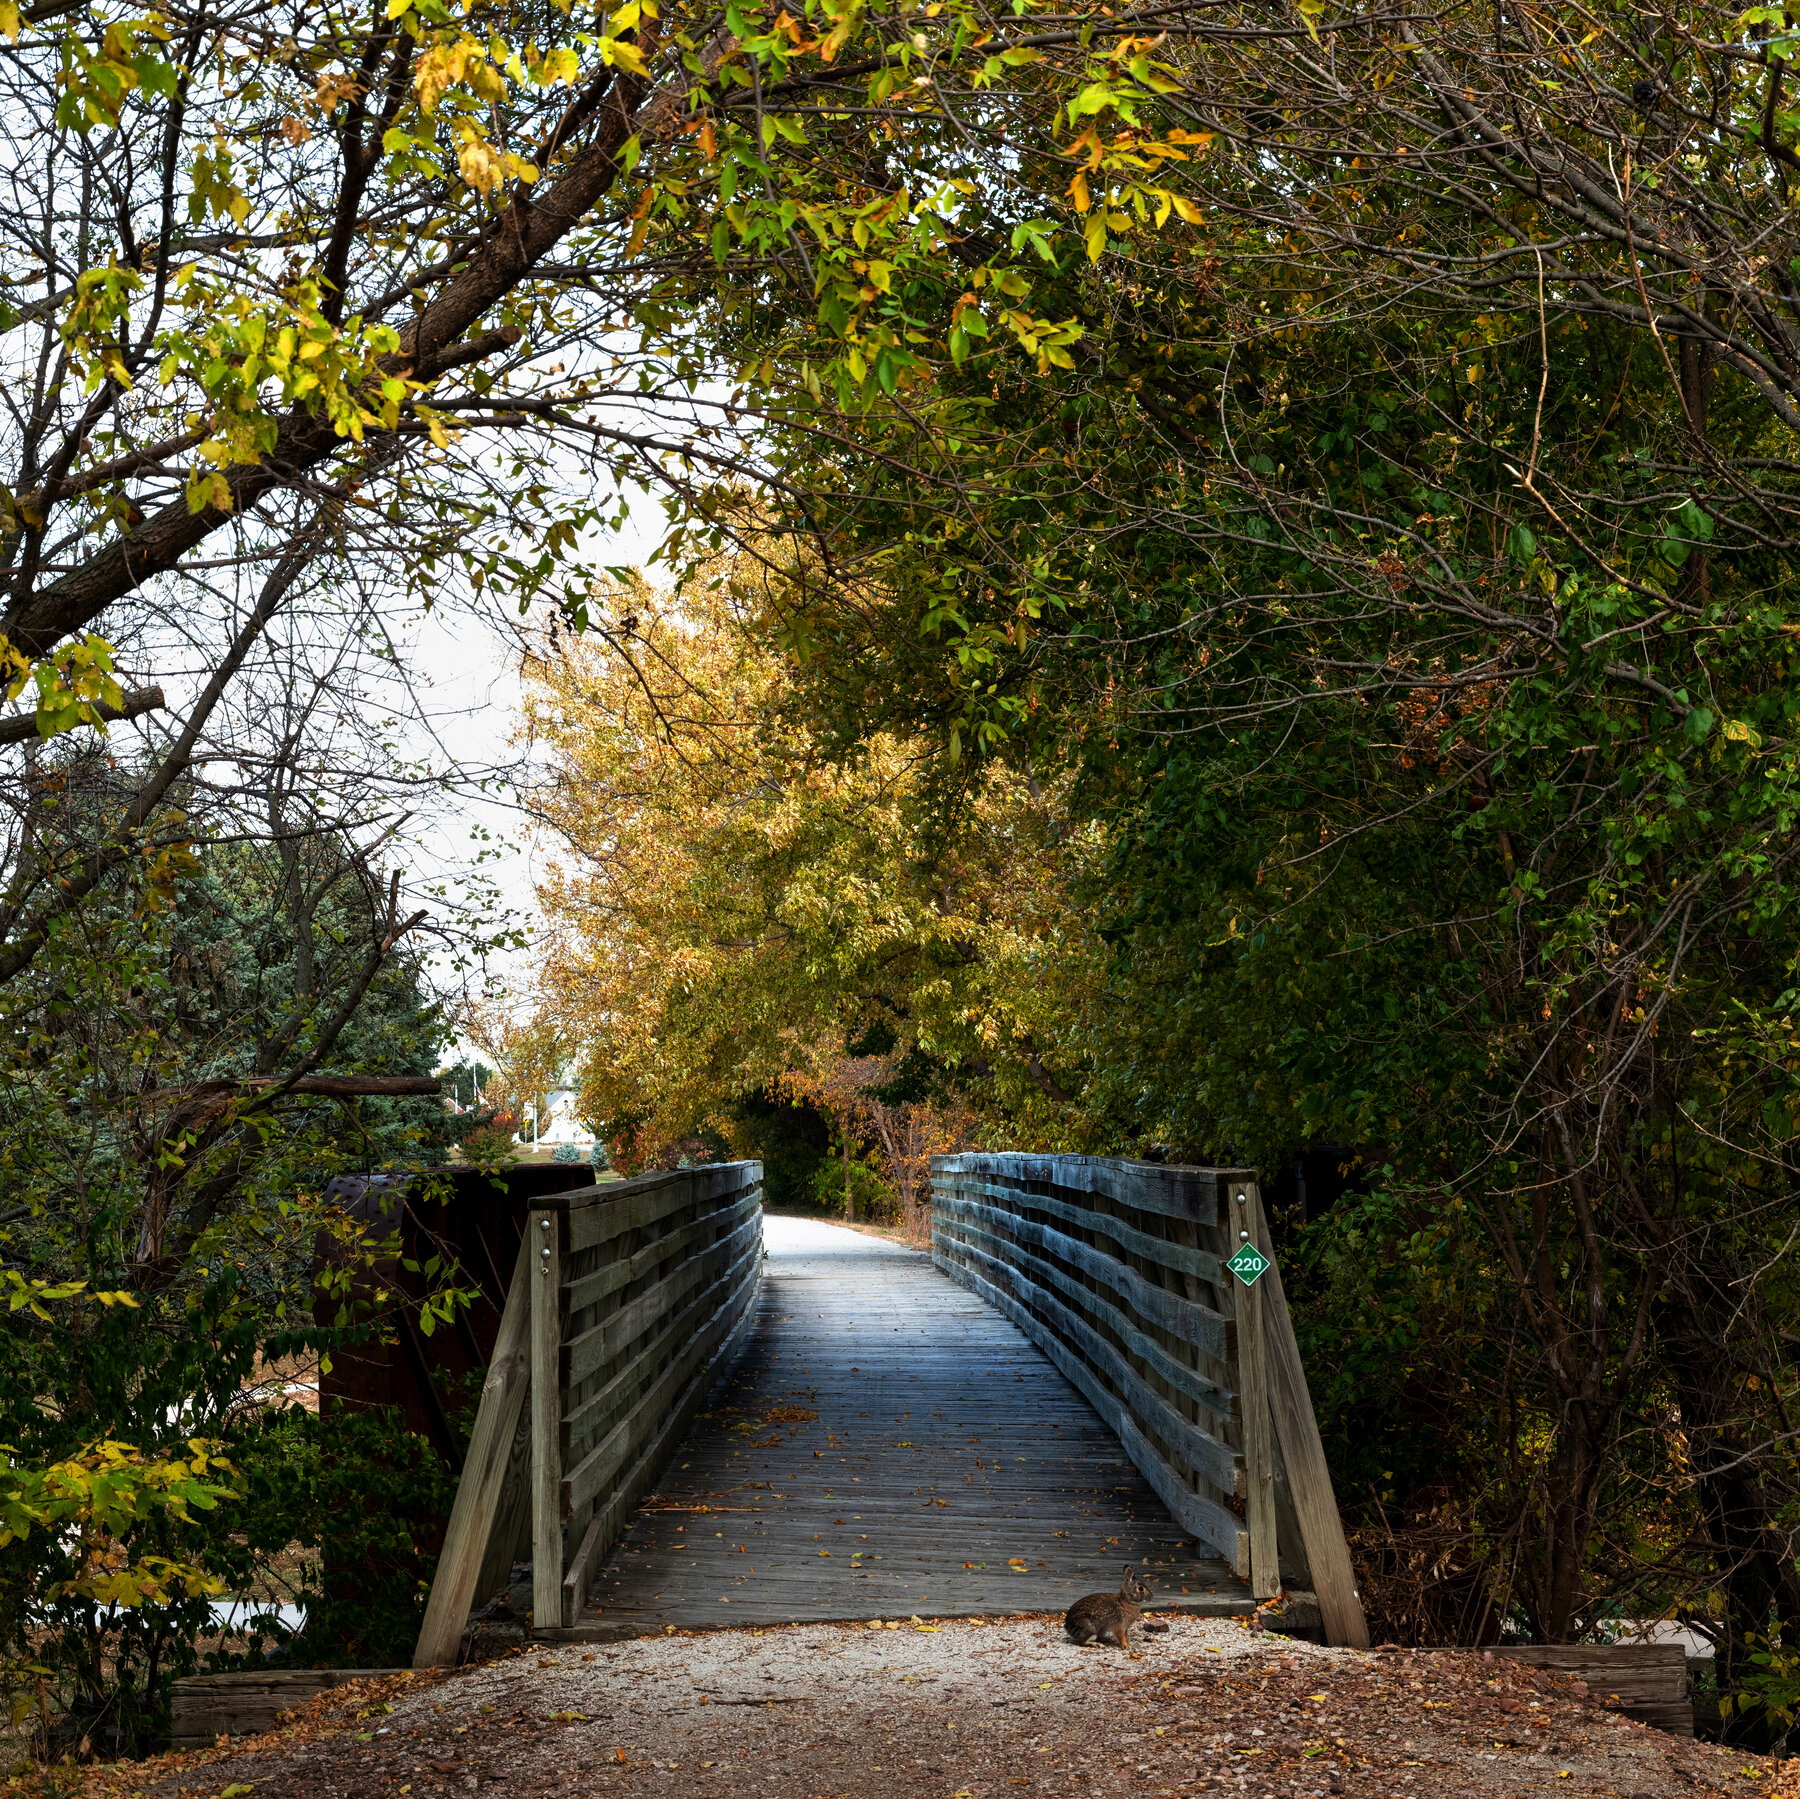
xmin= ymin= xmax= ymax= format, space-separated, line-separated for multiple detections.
xmin=402 ymin=500 xmax=663 ymax=1068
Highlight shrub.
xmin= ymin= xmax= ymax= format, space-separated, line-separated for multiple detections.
xmin=0 ymin=1297 xmax=467 ymax=1757
xmin=458 ymin=1110 xmax=519 ymax=1163
xmin=233 ymin=1399 xmax=463 ymax=1672
xmin=551 ymin=1142 xmax=581 ymax=1165
xmin=810 ymin=1152 xmax=897 ymax=1221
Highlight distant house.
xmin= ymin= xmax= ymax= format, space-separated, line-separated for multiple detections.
xmin=517 ymin=1087 xmax=595 ymax=1148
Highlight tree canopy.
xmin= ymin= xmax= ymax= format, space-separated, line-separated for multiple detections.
xmin=21 ymin=0 xmax=1800 ymax=1735
xmin=509 ymin=562 xmax=1107 ymax=1160
xmin=508 ymin=0 xmax=1800 ymax=1689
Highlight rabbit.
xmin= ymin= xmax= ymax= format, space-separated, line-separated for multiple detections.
xmin=1064 ymin=1565 xmax=1154 ymax=1647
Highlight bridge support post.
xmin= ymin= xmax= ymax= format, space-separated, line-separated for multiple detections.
xmin=531 ymin=1207 xmax=566 ymax=1629
xmin=1244 ymin=1181 xmax=1372 ymax=1649
xmin=1230 ymin=1179 xmax=1281 ymax=1601
xmin=412 ymin=1242 xmax=534 ymax=1669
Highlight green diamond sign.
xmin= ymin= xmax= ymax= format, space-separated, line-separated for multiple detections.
xmin=1227 ymin=1242 xmax=1271 ymax=1287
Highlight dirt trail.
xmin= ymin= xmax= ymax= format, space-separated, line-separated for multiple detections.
xmin=79 ymin=1617 xmax=1782 ymax=1798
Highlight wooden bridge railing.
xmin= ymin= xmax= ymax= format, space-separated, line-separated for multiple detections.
xmin=413 ymin=1161 xmax=763 ymax=1665
xmin=931 ymin=1153 xmax=1368 ymax=1647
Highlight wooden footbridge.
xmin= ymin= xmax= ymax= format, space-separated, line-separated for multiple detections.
xmin=411 ymin=1157 xmax=1369 ymax=1664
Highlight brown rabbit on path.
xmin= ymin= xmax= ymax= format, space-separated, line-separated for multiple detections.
xmin=1064 ymin=1566 xmax=1154 ymax=1647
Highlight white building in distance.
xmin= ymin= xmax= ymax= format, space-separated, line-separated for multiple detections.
xmin=517 ymin=1087 xmax=597 ymax=1148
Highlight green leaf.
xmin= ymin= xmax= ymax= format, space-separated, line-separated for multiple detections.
xmin=1676 ymin=497 xmax=1715 ymax=544
xmin=1068 ymin=82 xmax=1118 ymax=121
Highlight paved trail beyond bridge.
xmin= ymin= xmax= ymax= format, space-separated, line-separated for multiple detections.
xmin=571 ymin=1215 xmax=1255 ymax=1636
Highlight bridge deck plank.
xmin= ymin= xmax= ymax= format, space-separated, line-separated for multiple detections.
xmin=555 ymin=1217 xmax=1255 ymax=1640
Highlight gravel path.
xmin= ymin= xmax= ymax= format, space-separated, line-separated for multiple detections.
xmin=82 ymin=1616 xmax=1780 ymax=1799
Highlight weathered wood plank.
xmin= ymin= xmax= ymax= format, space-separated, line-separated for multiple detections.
xmin=932 ymin=1210 xmax=1236 ymax=1418
xmin=171 ymin=1670 xmax=408 ymax=1746
xmin=1247 ymin=1183 xmax=1370 ymax=1649
xmin=565 ymin=1163 xmax=760 ymax=1252
xmin=533 ymin=1159 xmax=759 ymax=1214
xmin=561 ymin=1240 xmax=759 ymax=1461
xmin=932 ymin=1193 xmax=1231 ymax=1355
xmin=530 ymin=1207 xmax=564 ymax=1629
xmin=564 ymin=1191 xmax=760 ymax=1315
xmin=1487 ymin=1644 xmax=1687 ymax=1701
xmin=562 ymin=1240 xmax=762 ymax=1515
xmin=1481 ymin=1645 xmax=1692 ymax=1736
xmin=471 ymin=1368 xmax=534 ymax=1613
xmin=936 ymin=1154 xmax=1224 ymax=1226
xmin=930 ymin=1179 xmax=1224 ymax=1283
xmin=933 ymin=1241 xmax=1248 ymax=1570
xmin=1229 ymin=1180 xmax=1278 ymax=1601
xmin=412 ymin=1239 xmax=534 ymax=1668
xmin=563 ymin=1212 xmax=762 ymax=1390
xmin=562 ymin=1253 xmax=762 ymax=1619
xmin=934 ymin=1227 xmax=1242 ymax=1493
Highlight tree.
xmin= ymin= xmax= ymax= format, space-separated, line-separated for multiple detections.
xmin=0 ymin=0 xmax=1218 ymax=1272
xmin=658 ymin=5 xmax=1800 ymax=1665
xmin=779 ymin=1048 xmax=970 ymax=1232
xmin=512 ymin=560 xmax=1108 ymax=1163
xmin=0 ymin=750 xmax=481 ymax=1749
xmin=437 ymin=1058 xmax=494 ymax=1109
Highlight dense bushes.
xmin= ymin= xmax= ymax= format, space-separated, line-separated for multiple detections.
xmin=0 ymin=1280 xmax=466 ymax=1757
xmin=809 ymin=1152 xmax=899 ymax=1223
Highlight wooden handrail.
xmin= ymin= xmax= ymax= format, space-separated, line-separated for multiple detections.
xmin=413 ymin=1161 xmax=763 ymax=1666
xmin=930 ymin=1153 xmax=1369 ymax=1649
